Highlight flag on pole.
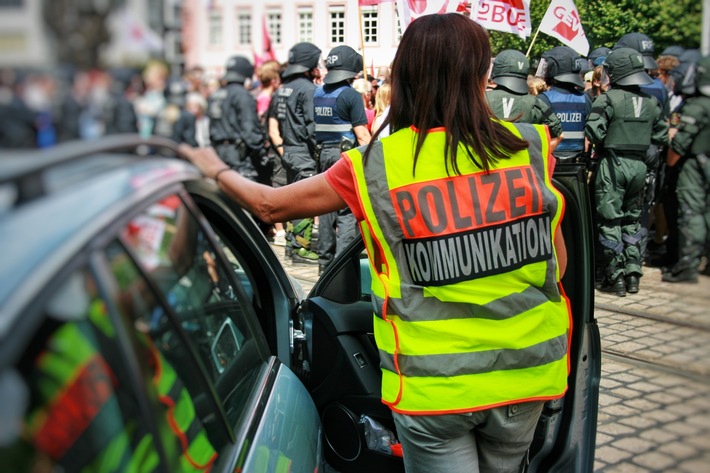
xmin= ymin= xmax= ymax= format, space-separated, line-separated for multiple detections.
xmin=396 ymin=0 xmax=465 ymax=30
xmin=262 ymin=16 xmax=276 ymax=62
xmin=359 ymin=0 xmax=395 ymax=5
xmin=470 ymin=0 xmax=532 ymax=39
xmin=538 ymin=0 xmax=589 ymax=56
xmin=254 ymin=16 xmax=277 ymax=68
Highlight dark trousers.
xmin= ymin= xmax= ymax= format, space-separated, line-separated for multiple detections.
xmin=674 ymin=156 xmax=710 ymax=272
xmin=317 ymin=146 xmax=358 ymax=268
xmin=282 ymin=145 xmax=318 ymax=249
xmin=595 ymin=155 xmax=648 ymax=280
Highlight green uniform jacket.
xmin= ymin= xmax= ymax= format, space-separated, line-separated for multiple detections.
xmin=585 ymin=87 xmax=668 ymax=159
xmin=671 ymin=95 xmax=710 ymax=156
xmin=486 ymin=88 xmax=564 ymax=138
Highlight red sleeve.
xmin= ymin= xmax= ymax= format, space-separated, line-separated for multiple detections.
xmin=324 ymin=157 xmax=365 ymax=221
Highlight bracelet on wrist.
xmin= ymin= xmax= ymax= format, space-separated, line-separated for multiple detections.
xmin=213 ymin=167 xmax=233 ymax=183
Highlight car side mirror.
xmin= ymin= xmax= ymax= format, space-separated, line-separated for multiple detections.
xmin=211 ymin=318 xmax=241 ymax=374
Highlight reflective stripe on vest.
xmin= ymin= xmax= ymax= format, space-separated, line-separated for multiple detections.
xmin=603 ymin=88 xmax=656 ymax=151
xmin=345 ymin=122 xmax=570 ymax=414
xmin=151 ymin=337 xmax=218 ymax=471
xmin=314 ymin=85 xmax=355 ymax=143
xmin=543 ymin=88 xmax=586 ymax=152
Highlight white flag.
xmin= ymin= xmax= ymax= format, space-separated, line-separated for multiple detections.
xmin=471 ymin=0 xmax=532 ymax=39
xmin=538 ymin=0 xmax=589 ymax=56
xmin=396 ymin=0 xmax=465 ymax=30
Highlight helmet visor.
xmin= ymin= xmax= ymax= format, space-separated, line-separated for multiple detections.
xmin=535 ymin=58 xmax=550 ymax=79
xmin=681 ymin=62 xmax=697 ymax=95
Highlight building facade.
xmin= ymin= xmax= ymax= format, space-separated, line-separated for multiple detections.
xmin=0 ymin=0 xmax=174 ymax=69
xmin=181 ymin=0 xmax=403 ymax=77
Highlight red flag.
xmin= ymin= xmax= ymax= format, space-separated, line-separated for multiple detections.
xmin=262 ymin=16 xmax=276 ymax=62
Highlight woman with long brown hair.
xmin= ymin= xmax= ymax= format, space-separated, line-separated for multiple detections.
xmin=182 ymin=13 xmax=570 ymax=473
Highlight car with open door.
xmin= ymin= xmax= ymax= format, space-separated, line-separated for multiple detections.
xmin=0 ymin=136 xmax=599 ymax=472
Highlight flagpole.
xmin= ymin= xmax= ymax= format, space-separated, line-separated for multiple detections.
xmin=525 ymin=25 xmax=541 ymax=58
xmin=358 ymin=5 xmax=368 ymax=78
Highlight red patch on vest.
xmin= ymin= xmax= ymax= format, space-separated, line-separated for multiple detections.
xmin=34 ymin=355 xmax=114 ymax=460
xmin=391 ymin=165 xmax=544 ymax=238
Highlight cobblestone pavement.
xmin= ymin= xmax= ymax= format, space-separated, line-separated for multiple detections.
xmin=271 ymin=243 xmax=710 ymax=472
xmin=593 ymin=266 xmax=710 ymax=472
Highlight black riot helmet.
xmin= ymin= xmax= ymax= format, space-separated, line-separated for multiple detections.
xmin=602 ymin=47 xmax=653 ymax=87
xmin=678 ymin=55 xmax=710 ymax=97
xmin=223 ymin=56 xmax=254 ymax=84
xmin=694 ymin=56 xmax=710 ymax=97
xmin=323 ymin=46 xmax=363 ymax=85
xmin=668 ymin=49 xmax=702 ymax=96
xmin=613 ymin=32 xmax=657 ymax=70
xmin=491 ymin=50 xmax=530 ymax=94
xmin=537 ymin=46 xmax=585 ymax=88
xmin=588 ymin=47 xmax=611 ymax=67
xmin=661 ymin=45 xmax=685 ymax=59
xmin=283 ymin=42 xmax=322 ymax=79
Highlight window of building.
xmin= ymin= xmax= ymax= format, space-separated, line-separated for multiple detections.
xmin=237 ymin=11 xmax=251 ymax=46
xmin=297 ymin=7 xmax=314 ymax=43
xmin=208 ymin=10 xmax=223 ymax=46
xmin=329 ymin=6 xmax=346 ymax=44
xmin=267 ymin=10 xmax=282 ymax=45
xmin=362 ymin=7 xmax=378 ymax=44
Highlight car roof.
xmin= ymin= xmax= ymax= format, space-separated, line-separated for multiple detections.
xmin=0 ymin=137 xmax=201 ymax=336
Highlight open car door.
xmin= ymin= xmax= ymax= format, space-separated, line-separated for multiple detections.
xmin=296 ymin=161 xmax=601 ymax=473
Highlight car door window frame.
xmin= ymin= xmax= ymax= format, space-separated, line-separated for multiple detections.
xmin=83 ymin=185 xmax=249 ymax=445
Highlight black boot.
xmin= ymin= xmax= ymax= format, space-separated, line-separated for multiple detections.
xmin=625 ymin=274 xmax=640 ymax=294
xmin=598 ymin=276 xmax=626 ymax=297
xmin=661 ymin=268 xmax=699 ymax=283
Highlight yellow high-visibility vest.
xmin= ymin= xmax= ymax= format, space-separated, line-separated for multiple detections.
xmin=345 ymin=122 xmax=571 ymax=414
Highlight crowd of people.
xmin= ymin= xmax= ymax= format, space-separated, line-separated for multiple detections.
xmin=485 ymin=33 xmax=708 ymax=294
xmin=1 ymin=12 xmax=707 ymax=472
xmin=1 ymin=25 xmax=708 ymax=291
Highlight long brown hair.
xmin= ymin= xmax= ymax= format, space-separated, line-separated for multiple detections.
xmin=367 ymin=14 xmax=528 ymax=174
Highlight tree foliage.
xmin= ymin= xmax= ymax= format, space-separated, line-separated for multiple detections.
xmin=487 ymin=0 xmax=702 ymax=59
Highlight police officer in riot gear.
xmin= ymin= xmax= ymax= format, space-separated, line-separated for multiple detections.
xmin=314 ymin=45 xmax=371 ymax=273
xmin=153 ymin=80 xmax=198 ymax=146
xmin=208 ymin=56 xmax=265 ymax=182
xmin=487 ymin=49 xmax=563 ymax=151
xmin=614 ymin=33 xmax=669 ymax=118
xmin=269 ymin=42 xmax=322 ymax=263
xmin=662 ymin=56 xmax=710 ymax=282
xmin=614 ymin=33 xmax=673 ymax=263
xmin=538 ymin=46 xmax=592 ymax=162
xmin=585 ymin=47 xmax=669 ymax=296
